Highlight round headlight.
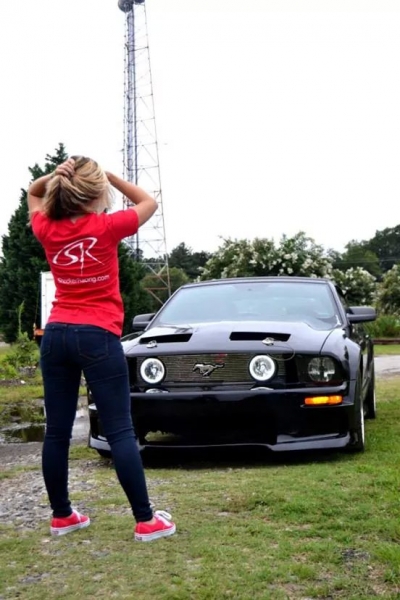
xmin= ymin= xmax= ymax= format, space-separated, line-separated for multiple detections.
xmin=140 ymin=358 xmax=165 ymax=384
xmin=308 ymin=357 xmax=336 ymax=382
xmin=249 ymin=355 xmax=276 ymax=382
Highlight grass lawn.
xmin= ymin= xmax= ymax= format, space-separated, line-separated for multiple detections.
xmin=374 ymin=344 xmax=400 ymax=356
xmin=1 ymin=379 xmax=400 ymax=598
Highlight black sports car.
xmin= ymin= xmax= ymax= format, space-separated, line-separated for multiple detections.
xmin=88 ymin=276 xmax=377 ymax=455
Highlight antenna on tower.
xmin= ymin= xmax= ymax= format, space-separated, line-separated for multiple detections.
xmin=118 ymin=0 xmax=171 ymax=305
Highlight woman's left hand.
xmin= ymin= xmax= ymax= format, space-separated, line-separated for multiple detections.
xmin=54 ymin=158 xmax=75 ymax=178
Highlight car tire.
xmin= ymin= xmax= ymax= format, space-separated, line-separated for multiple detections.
xmin=347 ymin=375 xmax=365 ymax=453
xmin=96 ymin=449 xmax=112 ymax=459
xmin=365 ymin=363 xmax=377 ymax=420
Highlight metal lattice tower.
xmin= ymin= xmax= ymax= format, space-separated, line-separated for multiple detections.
xmin=118 ymin=0 xmax=171 ymax=305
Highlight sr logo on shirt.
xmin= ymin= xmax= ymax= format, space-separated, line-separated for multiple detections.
xmin=53 ymin=238 xmax=103 ymax=272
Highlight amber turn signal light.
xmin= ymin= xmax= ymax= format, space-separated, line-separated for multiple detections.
xmin=304 ymin=395 xmax=343 ymax=406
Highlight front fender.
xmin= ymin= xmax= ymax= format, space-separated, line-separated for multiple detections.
xmin=346 ymin=378 xmax=361 ymax=430
xmin=321 ymin=329 xmax=361 ymax=382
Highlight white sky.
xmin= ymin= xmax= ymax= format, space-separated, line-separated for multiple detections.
xmin=1 ymin=0 xmax=400 ymax=256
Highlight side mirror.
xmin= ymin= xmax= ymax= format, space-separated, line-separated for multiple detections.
xmin=347 ymin=306 xmax=376 ymax=324
xmin=131 ymin=313 xmax=155 ymax=332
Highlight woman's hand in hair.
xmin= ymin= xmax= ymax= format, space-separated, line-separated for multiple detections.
xmin=103 ymin=172 xmax=158 ymax=226
xmin=28 ymin=161 xmax=74 ymax=214
xmin=54 ymin=158 xmax=75 ymax=179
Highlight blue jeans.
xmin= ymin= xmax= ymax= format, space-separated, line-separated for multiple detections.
xmin=40 ymin=323 xmax=153 ymax=522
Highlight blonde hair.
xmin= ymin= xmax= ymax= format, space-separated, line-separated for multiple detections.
xmin=42 ymin=155 xmax=113 ymax=220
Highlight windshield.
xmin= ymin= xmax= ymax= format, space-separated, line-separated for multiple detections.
xmin=153 ymin=281 xmax=341 ymax=329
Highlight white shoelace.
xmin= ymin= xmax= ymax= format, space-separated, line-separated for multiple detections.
xmin=154 ymin=510 xmax=172 ymax=525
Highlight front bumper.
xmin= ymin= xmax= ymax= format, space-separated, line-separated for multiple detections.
xmin=88 ymin=382 xmax=355 ymax=453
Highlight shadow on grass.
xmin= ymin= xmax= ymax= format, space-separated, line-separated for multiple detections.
xmin=94 ymin=443 xmax=353 ymax=472
xmin=144 ymin=445 xmax=353 ymax=469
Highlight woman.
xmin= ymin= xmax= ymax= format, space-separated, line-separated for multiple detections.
xmin=28 ymin=156 xmax=176 ymax=542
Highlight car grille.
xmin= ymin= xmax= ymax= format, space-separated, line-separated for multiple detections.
xmin=136 ymin=353 xmax=287 ymax=385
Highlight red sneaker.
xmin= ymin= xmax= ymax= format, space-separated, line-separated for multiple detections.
xmin=134 ymin=510 xmax=176 ymax=542
xmin=50 ymin=510 xmax=90 ymax=536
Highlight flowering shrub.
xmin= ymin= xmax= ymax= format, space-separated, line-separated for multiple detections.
xmin=200 ymin=232 xmax=333 ymax=280
xmin=376 ymin=265 xmax=400 ymax=315
xmin=331 ymin=267 xmax=376 ymax=306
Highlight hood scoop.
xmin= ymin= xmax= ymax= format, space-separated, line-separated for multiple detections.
xmin=230 ymin=332 xmax=291 ymax=343
xmin=139 ymin=333 xmax=192 ymax=345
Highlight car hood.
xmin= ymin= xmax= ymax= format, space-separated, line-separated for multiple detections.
xmin=123 ymin=320 xmax=337 ymax=356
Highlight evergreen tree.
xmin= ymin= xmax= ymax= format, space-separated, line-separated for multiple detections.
xmin=118 ymin=243 xmax=154 ymax=335
xmin=0 ymin=144 xmax=68 ymax=342
xmin=168 ymin=242 xmax=213 ymax=280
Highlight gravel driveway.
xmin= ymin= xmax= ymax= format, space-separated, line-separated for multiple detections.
xmin=375 ymin=355 xmax=399 ymax=378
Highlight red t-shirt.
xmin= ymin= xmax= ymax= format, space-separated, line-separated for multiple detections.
xmin=31 ymin=210 xmax=139 ymax=337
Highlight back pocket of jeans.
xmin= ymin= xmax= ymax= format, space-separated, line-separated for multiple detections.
xmin=40 ymin=329 xmax=52 ymax=358
xmin=76 ymin=329 xmax=109 ymax=362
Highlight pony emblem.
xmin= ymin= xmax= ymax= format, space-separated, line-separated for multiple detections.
xmin=192 ymin=363 xmax=225 ymax=377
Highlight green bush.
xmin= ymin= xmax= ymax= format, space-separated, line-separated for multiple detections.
xmin=0 ymin=354 xmax=18 ymax=380
xmin=0 ymin=303 xmax=40 ymax=378
xmin=365 ymin=315 xmax=400 ymax=338
xmin=4 ymin=332 xmax=39 ymax=372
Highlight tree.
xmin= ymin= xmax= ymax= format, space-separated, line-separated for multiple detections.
xmin=118 ymin=244 xmax=155 ymax=335
xmin=376 ymin=265 xmax=400 ymax=315
xmin=333 ymin=241 xmax=381 ymax=278
xmin=332 ymin=267 xmax=377 ymax=306
xmin=141 ymin=266 xmax=189 ymax=312
xmin=0 ymin=144 xmax=68 ymax=342
xmin=200 ymin=232 xmax=333 ymax=280
xmin=364 ymin=225 xmax=400 ymax=273
xmin=168 ymin=242 xmax=213 ymax=280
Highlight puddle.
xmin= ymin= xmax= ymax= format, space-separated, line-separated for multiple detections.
xmin=0 ymin=423 xmax=45 ymax=443
xmin=0 ymin=407 xmax=89 ymax=444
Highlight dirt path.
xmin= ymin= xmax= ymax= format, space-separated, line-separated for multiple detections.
xmin=375 ymin=355 xmax=400 ymax=378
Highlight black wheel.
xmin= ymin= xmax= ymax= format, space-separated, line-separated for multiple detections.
xmin=96 ymin=449 xmax=112 ymax=459
xmin=365 ymin=363 xmax=377 ymax=420
xmin=347 ymin=375 xmax=365 ymax=453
